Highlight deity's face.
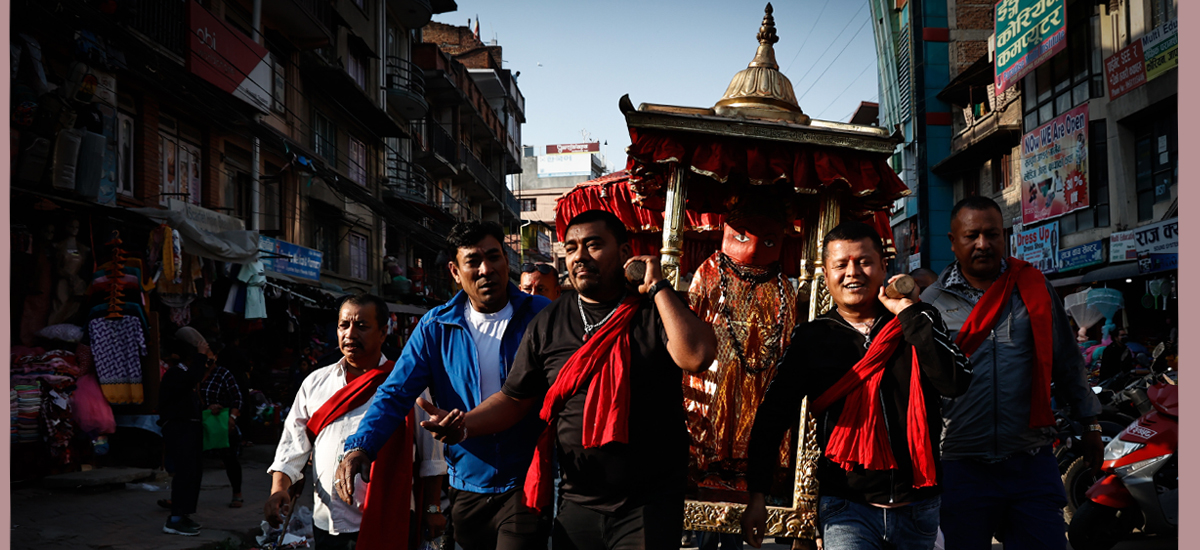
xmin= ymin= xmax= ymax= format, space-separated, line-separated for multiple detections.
xmin=721 ymin=216 xmax=784 ymax=266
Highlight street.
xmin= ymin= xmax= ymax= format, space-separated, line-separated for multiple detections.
xmin=10 ymin=439 xmax=1178 ymax=550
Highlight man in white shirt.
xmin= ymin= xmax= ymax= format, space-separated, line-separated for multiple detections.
xmin=265 ymin=294 xmax=408 ymax=550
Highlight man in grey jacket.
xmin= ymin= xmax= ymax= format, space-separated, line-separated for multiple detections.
xmin=922 ymin=196 xmax=1102 ymax=550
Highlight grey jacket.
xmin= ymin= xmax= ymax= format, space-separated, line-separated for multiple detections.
xmin=921 ymin=264 xmax=1101 ymax=461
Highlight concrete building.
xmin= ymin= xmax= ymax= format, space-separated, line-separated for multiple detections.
xmin=929 ymin=0 xmax=1177 ymax=332
xmin=511 ymin=142 xmax=607 ymax=272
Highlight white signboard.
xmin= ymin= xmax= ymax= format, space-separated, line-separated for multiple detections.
xmin=1109 ymin=229 xmax=1138 ymax=263
xmin=537 ymin=153 xmax=594 ymax=178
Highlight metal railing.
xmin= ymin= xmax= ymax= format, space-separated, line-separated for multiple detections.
xmin=384 ymin=158 xmax=431 ymax=203
xmin=461 ymin=145 xmax=504 ymax=200
xmin=130 ymin=0 xmax=186 ymax=57
xmin=385 ymin=56 xmax=426 ymax=97
xmin=425 ymin=121 xmax=457 ymax=164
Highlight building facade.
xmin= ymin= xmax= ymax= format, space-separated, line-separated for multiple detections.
xmin=511 ymin=142 xmax=607 ymax=273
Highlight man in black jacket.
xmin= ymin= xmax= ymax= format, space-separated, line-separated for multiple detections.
xmin=158 ymin=337 xmax=209 ymax=536
xmin=741 ymin=221 xmax=972 ymax=550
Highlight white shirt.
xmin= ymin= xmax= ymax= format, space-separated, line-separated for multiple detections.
xmin=268 ymin=356 xmax=384 ymax=535
xmin=464 ymin=302 xmax=513 ymax=401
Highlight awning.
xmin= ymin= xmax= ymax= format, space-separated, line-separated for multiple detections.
xmin=1081 ymin=262 xmax=1143 ymax=284
xmin=265 ymin=270 xmax=297 ymax=283
xmin=1050 ymin=274 xmax=1085 ymax=288
xmin=128 ymin=206 xmax=260 ymax=263
xmin=387 ymin=302 xmax=429 ymax=316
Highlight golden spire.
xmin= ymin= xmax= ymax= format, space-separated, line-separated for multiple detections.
xmin=714 ymin=3 xmax=810 ymax=124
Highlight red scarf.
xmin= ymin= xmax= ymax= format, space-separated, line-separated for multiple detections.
xmin=522 ymin=296 xmax=642 ymax=513
xmin=306 ymin=360 xmax=413 ymax=550
xmin=811 ymin=317 xmax=937 ymax=489
xmin=953 ymin=257 xmax=1055 ymax=428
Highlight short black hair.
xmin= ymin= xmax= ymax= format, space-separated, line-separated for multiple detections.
xmin=909 ymin=267 xmax=938 ymax=279
xmin=566 ymin=209 xmax=628 ymax=244
xmin=445 ymin=221 xmax=506 ymax=263
xmin=950 ymin=195 xmax=1003 ymax=222
xmin=339 ymin=293 xmax=390 ymax=331
xmin=822 ymin=221 xmax=884 ymax=261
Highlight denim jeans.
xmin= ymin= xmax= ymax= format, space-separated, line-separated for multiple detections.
xmin=819 ymin=495 xmax=940 ymax=550
xmin=939 ymin=446 xmax=1067 ymax=550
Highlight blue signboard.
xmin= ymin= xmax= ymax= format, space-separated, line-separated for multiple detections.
xmin=1058 ymin=240 xmax=1105 ymax=272
xmin=259 ymin=235 xmax=323 ymax=281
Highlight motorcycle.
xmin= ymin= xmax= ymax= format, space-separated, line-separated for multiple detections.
xmin=1066 ymin=372 xmax=1178 ymax=550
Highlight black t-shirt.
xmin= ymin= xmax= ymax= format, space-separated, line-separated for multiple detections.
xmin=502 ymin=290 xmax=689 ymax=513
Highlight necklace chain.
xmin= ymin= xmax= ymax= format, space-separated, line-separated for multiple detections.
xmin=839 ymin=308 xmax=880 ymax=336
xmin=577 ymin=291 xmax=625 ymax=337
xmin=717 ymin=253 xmax=788 ymax=374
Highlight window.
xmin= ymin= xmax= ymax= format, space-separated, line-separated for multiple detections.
xmin=519 ymin=198 xmax=537 ymax=212
xmin=349 ymin=136 xmax=367 ymax=186
xmin=349 ymin=232 xmax=368 ymax=280
xmin=962 ymin=169 xmax=979 ymax=199
xmin=271 ymin=51 xmax=287 ymax=114
xmin=1022 ymin=2 xmax=1102 ymax=132
xmin=224 ymin=144 xmax=253 ymax=221
xmin=117 ymin=112 xmax=135 ymax=196
xmin=347 ymin=51 xmax=367 ymax=90
xmin=992 ymin=152 xmax=1013 ymax=193
xmin=1150 ymin=0 xmax=1176 ymax=30
xmin=261 ymin=162 xmax=282 ymax=233
xmin=314 ymin=221 xmax=340 ymax=273
xmin=1061 ymin=122 xmax=1112 ymax=234
xmin=313 ymin=111 xmax=336 ymax=164
xmin=179 ymin=142 xmax=202 ymax=205
xmin=1134 ymin=108 xmax=1177 ymax=221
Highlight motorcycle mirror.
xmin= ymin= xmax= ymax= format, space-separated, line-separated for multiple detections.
xmin=1153 ymin=342 xmax=1166 ymax=359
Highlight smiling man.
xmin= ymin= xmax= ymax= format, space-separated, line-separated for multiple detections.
xmin=922 ymin=197 xmax=1101 ymax=550
xmin=334 ymin=221 xmax=551 ymax=550
xmin=417 ymin=209 xmax=716 ymax=549
xmin=741 ymin=221 xmax=971 ymax=550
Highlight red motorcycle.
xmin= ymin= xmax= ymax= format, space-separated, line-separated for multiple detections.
xmin=1067 ymin=372 xmax=1178 ymax=550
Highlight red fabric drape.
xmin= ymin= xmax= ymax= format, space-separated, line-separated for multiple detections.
xmin=810 ymin=317 xmax=937 ymax=488
xmin=524 ymin=297 xmax=641 ymax=513
xmin=306 ymin=362 xmax=412 ymax=550
xmin=953 ymin=257 xmax=1057 ymax=428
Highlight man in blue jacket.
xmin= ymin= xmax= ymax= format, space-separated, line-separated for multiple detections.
xmin=334 ymin=221 xmax=551 ymax=550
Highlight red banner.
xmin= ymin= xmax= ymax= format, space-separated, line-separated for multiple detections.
xmin=1104 ymin=40 xmax=1147 ymax=101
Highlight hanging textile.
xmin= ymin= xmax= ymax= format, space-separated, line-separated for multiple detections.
xmin=237 ymin=261 xmax=267 ymax=319
xmin=89 ymin=314 xmax=146 ymax=404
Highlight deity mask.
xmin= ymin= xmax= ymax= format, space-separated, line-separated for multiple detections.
xmin=721 ymin=216 xmax=784 ymax=266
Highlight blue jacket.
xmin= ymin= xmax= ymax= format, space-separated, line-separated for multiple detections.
xmin=344 ymin=284 xmax=550 ymax=493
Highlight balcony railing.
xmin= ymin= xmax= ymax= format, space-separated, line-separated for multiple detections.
xmin=130 ymin=0 xmax=186 ymax=57
xmin=384 ymin=158 xmax=431 ymax=203
xmin=426 ymin=121 xmax=458 ymax=164
xmin=461 ymin=145 xmax=504 ymax=200
xmin=386 ymin=56 xmax=426 ymax=97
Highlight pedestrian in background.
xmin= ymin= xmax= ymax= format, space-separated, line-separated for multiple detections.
xmin=157 ymin=335 xmax=209 ymax=536
xmin=200 ymin=339 xmax=245 ymax=508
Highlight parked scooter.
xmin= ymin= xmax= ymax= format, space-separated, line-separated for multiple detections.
xmin=1067 ymin=372 xmax=1178 ymax=550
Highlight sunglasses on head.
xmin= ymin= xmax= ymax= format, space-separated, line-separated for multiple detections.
xmin=521 ymin=263 xmax=557 ymax=275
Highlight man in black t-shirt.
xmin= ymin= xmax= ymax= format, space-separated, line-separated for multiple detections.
xmin=417 ymin=209 xmax=717 ymax=550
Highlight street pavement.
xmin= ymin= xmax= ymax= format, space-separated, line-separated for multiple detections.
xmin=10 ymin=441 xmax=1178 ymax=550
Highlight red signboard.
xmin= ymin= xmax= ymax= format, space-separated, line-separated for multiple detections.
xmin=547 ymin=142 xmax=600 ymax=154
xmin=1104 ymin=40 xmax=1147 ymax=101
xmin=186 ymin=1 xmax=271 ymax=113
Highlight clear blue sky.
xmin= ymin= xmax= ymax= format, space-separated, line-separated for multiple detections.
xmin=434 ymin=0 xmax=878 ymax=173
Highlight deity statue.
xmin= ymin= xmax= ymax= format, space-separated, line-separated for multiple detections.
xmin=685 ymin=203 xmax=800 ymax=492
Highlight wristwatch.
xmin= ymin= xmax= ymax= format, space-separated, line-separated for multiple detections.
xmin=1086 ymin=423 xmax=1103 ymax=433
xmin=424 ymin=504 xmax=442 ymax=514
xmin=648 ymin=279 xmax=673 ymax=300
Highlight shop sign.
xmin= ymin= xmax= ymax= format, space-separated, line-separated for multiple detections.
xmin=186 ymin=1 xmax=271 ymax=113
xmin=168 ymin=199 xmax=245 ymax=233
xmin=908 ymin=253 xmax=921 ymax=273
xmin=537 ymin=153 xmax=594 ymax=178
xmin=994 ymin=0 xmax=1067 ymax=95
xmin=1109 ymin=229 xmax=1138 ymax=262
xmin=1134 ymin=218 xmax=1178 ymax=274
xmin=537 ymin=231 xmax=552 ymax=257
xmin=1015 ymin=221 xmax=1059 ymax=274
xmin=1058 ymin=240 xmax=1104 ymax=271
xmin=1104 ymin=40 xmax=1146 ymax=100
xmin=1143 ymin=19 xmax=1178 ymax=82
xmin=259 ymin=235 xmax=323 ymax=281
xmin=546 ymin=142 xmax=599 ymax=154
xmin=1020 ymin=104 xmax=1089 ymax=224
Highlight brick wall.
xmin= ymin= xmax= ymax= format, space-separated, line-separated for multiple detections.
xmin=422 ymin=21 xmax=502 ymax=68
xmin=202 ymin=129 xmax=222 ymax=208
xmin=956 ymin=1 xmax=993 ymax=30
xmin=956 ymin=40 xmax=988 ymax=70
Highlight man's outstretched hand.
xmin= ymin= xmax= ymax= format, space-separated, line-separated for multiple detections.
xmin=333 ymin=450 xmax=371 ymax=505
xmin=417 ymin=396 xmax=466 ymax=445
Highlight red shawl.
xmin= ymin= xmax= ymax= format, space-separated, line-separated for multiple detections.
xmin=811 ymin=317 xmax=937 ymax=488
xmin=953 ymin=257 xmax=1055 ymax=428
xmin=306 ymin=360 xmax=413 ymax=550
xmin=523 ymin=296 xmax=642 ymax=513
